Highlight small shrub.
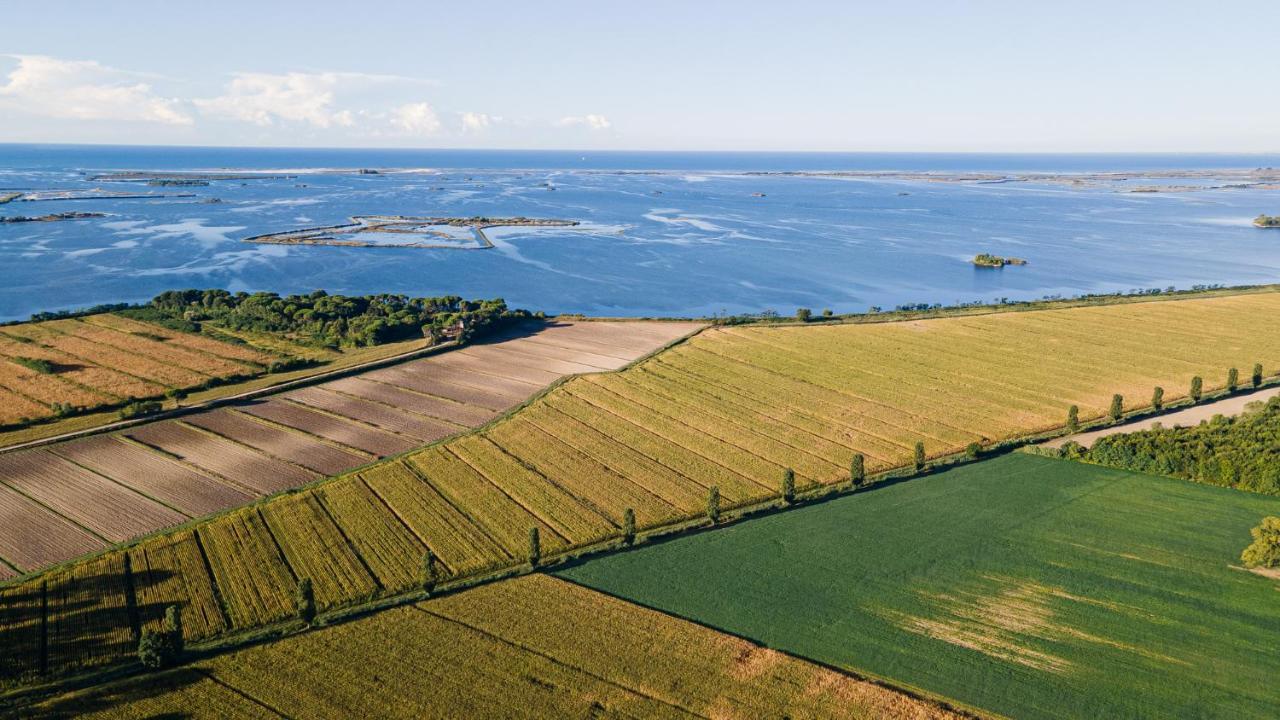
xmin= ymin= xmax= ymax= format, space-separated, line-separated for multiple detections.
xmin=965 ymin=442 xmax=981 ymax=460
xmin=795 ymin=308 xmax=812 ymax=323
xmin=706 ymin=485 xmax=720 ymax=524
xmin=119 ymin=400 xmax=162 ymax=420
xmin=11 ymin=356 xmax=55 ymax=374
xmin=138 ymin=605 xmax=183 ymax=670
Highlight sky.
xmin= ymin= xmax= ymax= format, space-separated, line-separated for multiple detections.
xmin=1 ymin=0 xmax=1277 ymax=152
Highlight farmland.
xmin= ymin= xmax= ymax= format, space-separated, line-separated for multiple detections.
xmin=26 ymin=574 xmax=968 ymax=719
xmin=559 ymin=454 xmax=1280 ymax=720
xmin=0 ymin=320 xmax=698 ymax=577
xmin=4 ymin=292 xmax=1280 ymax=690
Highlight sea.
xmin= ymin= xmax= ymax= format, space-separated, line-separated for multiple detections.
xmin=2 ymin=144 xmax=1280 ymax=322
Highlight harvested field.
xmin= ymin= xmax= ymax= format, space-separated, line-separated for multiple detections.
xmin=0 ymin=387 xmax=49 ymax=426
xmin=45 ymin=320 xmax=252 ymax=378
xmin=0 ymin=450 xmax=184 ymax=542
xmin=126 ymin=423 xmax=316 ymax=495
xmin=80 ymin=314 xmax=274 ymax=366
xmin=185 ymin=410 xmax=369 ymax=475
xmin=435 ymin=348 xmax=565 ymax=386
xmin=323 ymin=376 xmax=497 ymax=426
xmin=0 ymin=336 xmax=163 ymax=401
xmin=0 ymin=482 xmax=102 ymax=570
xmin=361 ymin=364 xmax=519 ymax=410
xmin=28 ymin=574 xmax=965 ymax=720
xmin=0 ymin=360 xmax=112 ymax=409
xmin=28 ymin=332 xmax=208 ymax=388
xmin=197 ymin=509 xmax=298 ymax=629
xmin=239 ymin=400 xmax=416 ymax=456
xmin=284 ymin=386 xmax=461 ymax=441
xmin=51 ymin=435 xmax=251 ymax=517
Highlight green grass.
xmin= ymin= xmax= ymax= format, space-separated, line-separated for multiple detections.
xmin=558 ymin=453 xmax=1280 ymax=720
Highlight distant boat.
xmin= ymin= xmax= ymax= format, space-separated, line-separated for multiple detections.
xmin=752 ymin=192 xmax=766 ymax=197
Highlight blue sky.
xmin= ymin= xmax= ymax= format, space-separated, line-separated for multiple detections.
xmin=1 ymin=0 xmax=1277 ymax=151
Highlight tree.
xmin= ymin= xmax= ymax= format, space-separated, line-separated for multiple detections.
xmin=295 ymin=578 xmax=316 ymax=624
xmin=795 ymin=308 xmax=812 ymax=323
xmin=528 ymin=527 xmax=541 ymax=567
xmin=706 ymin=485 xmax=721 ymax=524
xmin=1253 ymin=363 xmax=1264 ymax=389
xmin=1067 ymin=405 xmax=1079 ymax=433
xmin=781 ymin=468 xmax=796 ymax=504
xmin=1109 ymin=394 xmax=1124 ymax=422
xmin=1228 ymin=367 xmax=1239 ymax=393
xmin=1152 ymin=387 xmax=1164 ymax=412
xmin=1190 ymin=376 xmax=1203 ymax=403
xmin=622 ymin=508 xmax=636 ymax=545
xmin=420 ymin=550 xmax=438 ymax=593
xmin=913 ymin=442 xmax=926 ymax=472
xmin=1241 ymin=516 xmax=1280 ymax=569
xmin=850 ymin=453 xmax=865 ymax=487
xmin=965 ymin=442 xmax=981 ymax=460
xmin=138 ymin=605 xmax=183 ymax=670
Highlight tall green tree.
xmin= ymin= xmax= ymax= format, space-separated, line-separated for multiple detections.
xmin=420 ymin=550 xmax=438 ymax=593
xmin=781 ymin=468 xmax=796 ymax=504
xmin=622 ymin=508 xmax=636 ymax=545
xmin=850 ymin=453 xmax=865 ymax=487
xmin=913 ymin=442 xmax=926 ymax=472
xmin=795 ymin=308 xmax=812 ymax=322
xmin=528 ymin=527 xmax=541 ymax=567
xmin=138 ymin=605 xmax=183 ymax=670
xmin=1253 ymin=363 xmax=1265 ymax=389
xmin=1109 ymin=394 xmax=1124 ymax=422
xmin=1228 ymin=367 xmax=1239 ymax=393
xmin=1190 ymin=376 xmax=1203 ymax=403
xmin=1067 ymin=405 xmax=1079 ymax=433
xmin=706 ymin=485 xmax=721 ymax=524
xmin=1152 ymin=387 xmax=1164 ymax=411
xmin=295 ymin=578 xmax=316 ymax=625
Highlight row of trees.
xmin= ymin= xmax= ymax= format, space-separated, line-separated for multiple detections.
xmin=1066 ymin=365 xmax=1267 ymax=431
xmin=1072 ymin=396 xmax=1280 ymax=496
xmin=127 ymin=289 xmax=530 ymax=348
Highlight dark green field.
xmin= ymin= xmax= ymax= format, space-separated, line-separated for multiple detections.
xmin=558 ymin=454 xmax=1280 ymax=720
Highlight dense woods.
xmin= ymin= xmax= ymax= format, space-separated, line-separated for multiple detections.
xmin=124 ymin=289 xmax=530 ymax=348
xmin=1076 ymin=397 xmax=1280 ymax=495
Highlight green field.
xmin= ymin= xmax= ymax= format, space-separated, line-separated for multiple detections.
xmin=558 ymin=454 xmax=1280 ymax=720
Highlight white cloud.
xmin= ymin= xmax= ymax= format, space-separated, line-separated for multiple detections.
xmin=460 ymin=111 xmax=494 ymax=133
xmin=555 ymin=113 xmax=612 ymax=130
xmin=0 ymin=54 xmax=191 ymax=125
xmin=195 ymin=72 xmax=356 ymax=128
xmin=390 ymin=102 xmax=441 ymax=135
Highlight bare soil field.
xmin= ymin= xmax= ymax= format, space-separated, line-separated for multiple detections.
xmin=239 ymin=400 xmax=417 ymax=457
xmin=51 ymin=435 xmax=252 ymax=517
xmin=0 ymin=320 xmax=699 ymax=578
xmin=185 ymin=410 xmax=369 ymax=475
xmin=125 ymin=423 xmax=316 ymax=495
xmin=0 ymin=450 xmax=184 ymax=542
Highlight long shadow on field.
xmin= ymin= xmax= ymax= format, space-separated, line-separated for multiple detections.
xmin=18 ymin=667 xmax=207 ymax=719
xmin=0 ymin=569 xmax=178 ymax=687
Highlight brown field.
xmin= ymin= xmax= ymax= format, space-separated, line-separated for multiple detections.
xmin=323 ymin=376 xmax=497 ymax=426
xmin=45 ymin=320 xmax=252 ymax=379
xmin=80 ymin=314 xmax=274 ymax=366
xmin=0 ymin=360 xmax=112 ymax=409
xmin=0 ymin=387 xmax=49 ymax=425
xmin=51 ymin=435 xmax=252 ymax=517
xmin=283 ymin=386 xmax=462 ymax=440
xmin=239 ymin=400 xmax=416 ymax=456
xmin=0 ymin=320 xmax=704 ymax=582
xmin=0 ymin=482 xmax=102 ymax=570
xmin=0 ymin=451 xmax=184 ymax=542
xmin=27 ymin=332 xmax=209 ymax=388
xmin=0 ymin=337 xmax=165 ymax=401
xmin=184 ymin=410 xmax=369 ymax=475
xmin=125 ymin=423 xmax=316 ymax=495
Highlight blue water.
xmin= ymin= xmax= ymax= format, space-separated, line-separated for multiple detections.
xmin=2 ymin=144 xmax=1280 ymax=321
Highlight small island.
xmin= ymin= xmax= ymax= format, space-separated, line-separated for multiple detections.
xmin=244 ymin=215 xmax=580 ymax=250
xmin=0 ymin=212 xmax=106 ymax=223
xmin=973 ymin=253 xmax=1028 ymax=268
xmin=1254 ymin=214 xmax=1280 ymax=228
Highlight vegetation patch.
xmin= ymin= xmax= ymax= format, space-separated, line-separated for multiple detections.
xmin=972 ymin=253 xmax=1027 ymax=267
xmin=558 ymin=454 xmax=1280 ymax=720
